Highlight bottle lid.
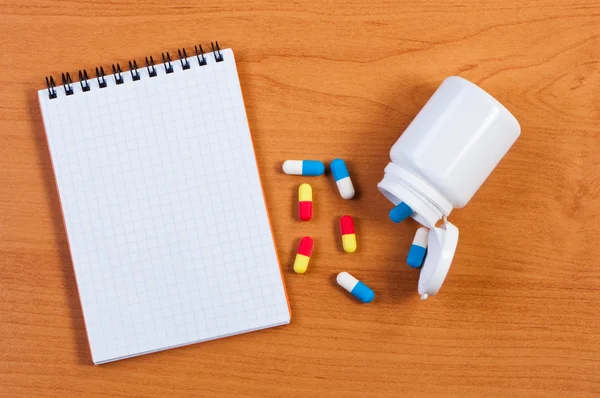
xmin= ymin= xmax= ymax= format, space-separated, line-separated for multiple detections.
xmin=418 ymin=220 xmax=459 ymax=299
xmin=378 ymin=163 xmax=453 ymax=228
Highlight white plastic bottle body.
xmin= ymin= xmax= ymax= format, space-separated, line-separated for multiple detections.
xmin=379 ymin=76 xmax=520 ymax=228
xmin=391 ymin=76 xmax=520 ymax=208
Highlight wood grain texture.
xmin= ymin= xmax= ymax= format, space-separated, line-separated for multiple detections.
xmin=1 ymin=0 xmax=599 ymax=396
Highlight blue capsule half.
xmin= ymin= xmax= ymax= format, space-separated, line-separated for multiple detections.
xmin=302 ymin=160 xmax=325 ymax=176
xmin=330 ymin=158 xmax=350 ymax=181
xmin=389 ymin=202 xmax=413 ymax=223
xmin=351 ymin=281 xmax=375 ymax=303
xmin=407 ymin=245 xmax=427 ymax=268
xmin=407 ymin=227 xmax=429 ymax=268
xmin=337 ymin=272 xmax=374 ymax=303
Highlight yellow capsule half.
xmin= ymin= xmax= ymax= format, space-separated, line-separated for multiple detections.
xmin=342 ymin=233 xmax=357 ymax=253
xmin=298 ymin=183 xmax=312 ymax=202
xmin=293 ymin=254 xmax=310 ymax=274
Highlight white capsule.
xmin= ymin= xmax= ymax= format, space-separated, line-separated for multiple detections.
xmin=336 ymin=177 xmax=355 ymax=199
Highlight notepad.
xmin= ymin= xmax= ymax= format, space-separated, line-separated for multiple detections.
xmin=38 ymin=44 xmax=290 ymax=364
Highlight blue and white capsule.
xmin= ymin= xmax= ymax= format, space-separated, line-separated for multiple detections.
xmin=407 ymin=227 xmax=429 ymax=268
xmin=282 ymin=160 xmax=325 ymax=176
xmin=330 ymin=158 xmax=355 ymax=199
xmin=336 ymin=272 xmax=374 ymax=303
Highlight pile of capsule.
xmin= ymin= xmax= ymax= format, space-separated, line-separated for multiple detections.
xmin=283 ymin=159 xmax=374 ymax=304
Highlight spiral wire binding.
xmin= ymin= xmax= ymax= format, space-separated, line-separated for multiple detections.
xmin=212 ymin=42 xmax=224 ymax=62
xmin=128 ymin=60 xmax=141 ymax=81
xmin=43 ymin=42 xmax=224 ymax=99
xmin=112 ymin=64 xmax=124 ymax=84
xmin=95 ymin=66 xmax=107 ymax=88
xmin=178 ymin=48 xmax=190 ymax=70
xmin=161 ymin=52 xmax=174 ymax=74
xmin=78 ymin=70 xmax=90 ymax=92
xmin=45 ymin=76 xmax=57 ymax=99
xmin=195 ymin=45 xmax=207 ymax=66
xmin=61 ymin=73 xmax=74 ymax=95
xmin=146 ymin=56 xmax=157 ymax=77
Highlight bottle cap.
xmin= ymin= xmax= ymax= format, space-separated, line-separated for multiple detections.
xmin=418 ymin=221 xmax=459 ymax=298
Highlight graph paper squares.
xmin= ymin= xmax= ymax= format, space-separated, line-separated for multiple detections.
xmin=38 ymin=48 xmax=290 ymax=364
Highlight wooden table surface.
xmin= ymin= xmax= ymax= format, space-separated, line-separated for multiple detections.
xmin=1 ymin=0 xmax=599 ymax=396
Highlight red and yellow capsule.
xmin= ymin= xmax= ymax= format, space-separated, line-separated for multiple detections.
xmin=298 ymin=183 xmax=313 ymax=221
xmin=293 ymin=236 xmax=314 ymax=274
xmin=340 ymin=215 xmax=357 ymax=253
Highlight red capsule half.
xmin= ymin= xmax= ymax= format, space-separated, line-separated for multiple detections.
xmin=298 ymin=183 xmax=313 ymax=221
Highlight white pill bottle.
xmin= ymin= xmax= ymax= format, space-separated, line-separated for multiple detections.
xmin=378 ymin=76 xmax=520 ymax=299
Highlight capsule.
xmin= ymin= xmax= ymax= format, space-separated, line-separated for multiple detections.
xmin=283 ymin=160 xmax=325 ymax=176
xmin=336 ymin=272 xmax=374 ymax=303
xmin=340 ymin=215 xmax=357 ymax=253
xmin=389 ymin=202 xmax=413 ymax=223
xmin=298 ymin=183 xmax=313 ymax=221
xmin=293 ymin=236 xmax=314 ymax=274
xmin=407 ymin=227 xmax=429 ymax=268
xmin=330 ymin=158 xmax=355 ymax=199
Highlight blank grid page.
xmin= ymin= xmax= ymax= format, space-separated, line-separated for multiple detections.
xmin=38 ymin=48 xmax=290 ymax=364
